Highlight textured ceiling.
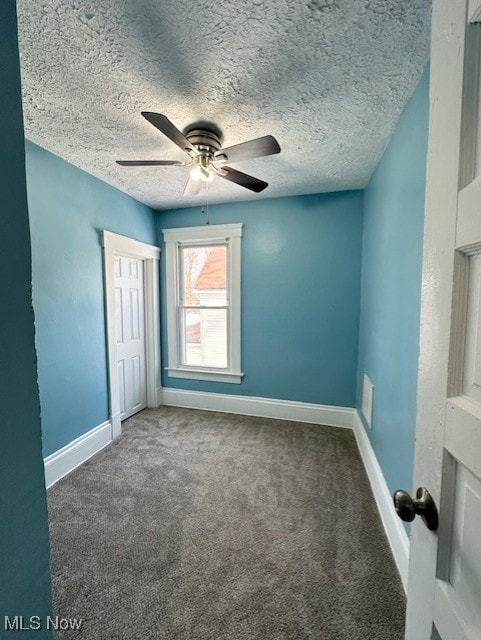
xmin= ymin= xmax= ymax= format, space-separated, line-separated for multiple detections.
xmin=17 ymin=0 xmax=431 ymax=211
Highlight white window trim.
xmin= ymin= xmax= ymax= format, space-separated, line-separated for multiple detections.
xmin=162 ymin=223 xmax=243 ymax=384
xmin=102 ymin=230 xmax=162 ymax=438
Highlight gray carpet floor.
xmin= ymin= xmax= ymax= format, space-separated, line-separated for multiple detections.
xmin=47 ymin=407 xmax=406 ymax=640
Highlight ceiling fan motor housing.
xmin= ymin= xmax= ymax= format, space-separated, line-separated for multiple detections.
xmin=185 ymin=129 xmax=222 ymax=157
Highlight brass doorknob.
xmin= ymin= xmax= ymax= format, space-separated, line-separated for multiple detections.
xmin=393 ymin=487 xmax=439 ymax=531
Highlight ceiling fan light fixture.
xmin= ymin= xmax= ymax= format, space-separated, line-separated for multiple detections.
xmin=190 ymin=157 xmax=214 ymax=182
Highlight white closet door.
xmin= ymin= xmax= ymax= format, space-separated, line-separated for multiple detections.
xmin=114 ymin=255 xmax=147 ymax=420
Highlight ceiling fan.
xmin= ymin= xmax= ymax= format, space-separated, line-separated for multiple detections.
xmin=116 ymin=112 xmax=281 ymax=196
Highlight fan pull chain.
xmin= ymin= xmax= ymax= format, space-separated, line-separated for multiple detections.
xmin=200 ymin=182 xmax=210 ymax=225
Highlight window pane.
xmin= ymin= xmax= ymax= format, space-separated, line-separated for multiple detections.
xmin=181 ymin=245 xmax=227 ymax=306
xmin=183 ymin=308 xmax=227 ymax=368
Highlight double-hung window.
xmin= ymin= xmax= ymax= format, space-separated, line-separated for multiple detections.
xmin=163 ymin=224 xmax=243 ymax=383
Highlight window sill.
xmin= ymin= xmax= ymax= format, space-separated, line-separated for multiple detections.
xmin=166 ymin=367 xmax=244 ymax=384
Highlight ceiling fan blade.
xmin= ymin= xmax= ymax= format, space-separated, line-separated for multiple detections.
xmin=183 ymin=175 xmax=202 ymax=196
xmin=217 ymin=166 xmax=268 ymax=193
xmin=116 ymin=160 xmax=186 ymax=166
xmin=141 ymin=112 xmax=198 ymax=157
xmin=214 ymin=135 xmax=280 ymax=164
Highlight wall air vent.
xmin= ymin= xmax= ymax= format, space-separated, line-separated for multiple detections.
xmin=362 ymin=374 xmax=374 ymax=429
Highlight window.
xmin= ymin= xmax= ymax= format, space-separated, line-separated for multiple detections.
xmin=162 ymin=224 xmax=243 ymax=383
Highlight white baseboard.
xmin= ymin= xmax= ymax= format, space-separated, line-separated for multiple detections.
xmin=352 ymin=411 xmax=410 ymax=591
xmin=162 ymin=388 xmax=357 ymax=429
xmin=44 ymin=420 xmax=112 ymax=489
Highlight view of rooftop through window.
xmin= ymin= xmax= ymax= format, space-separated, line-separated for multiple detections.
xmin=180 ymin=245 xmax=228 ymax=368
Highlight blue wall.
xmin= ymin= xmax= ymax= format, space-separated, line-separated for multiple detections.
xmin=26 ymin=141 xmax=157 ymax=457
xmin=357 ymin=66 xmax=429 ymax=498
xmin=0 ymin=2 xmax=53 ymax=634
xmin=158 ymin=191 xmax=364 ymax=407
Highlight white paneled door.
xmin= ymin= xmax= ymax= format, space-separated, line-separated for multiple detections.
xmin=404 ymin=2 xmax=481 ymax=639
xmin=114 ymin=255 xmax=147 ymax=420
